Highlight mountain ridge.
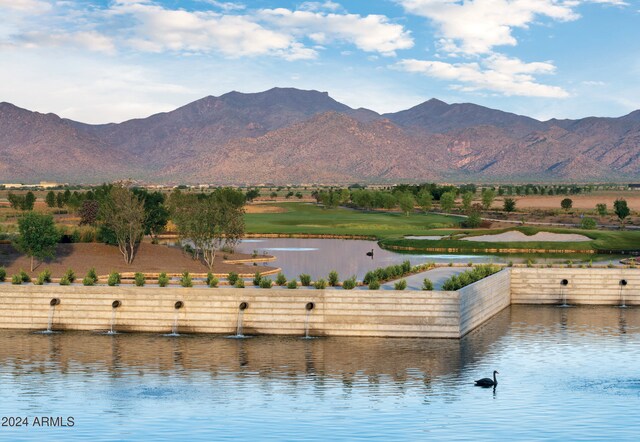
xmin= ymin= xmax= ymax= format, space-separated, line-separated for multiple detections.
xmin=1 ymin=88 xmax=639 ymax=184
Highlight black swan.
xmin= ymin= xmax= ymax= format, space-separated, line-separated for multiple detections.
xmin=366 ymin=249 xmax=374 ymax=257
xmin=475 ymin=370 xmax=498 ymax=387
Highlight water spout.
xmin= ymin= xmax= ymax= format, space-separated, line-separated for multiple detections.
xmin=560 ymin=279 xmax=569 ymax=307
xmin=236 ymin=302 xmax=248 ymax=337
xmin=619 ymin=280 xmax=628 ymax=308
xmin=304 ymin=302 xmax=315 ymax=338
xmin=45 ymin=298 xmax=60 ymax=333
xmin=165 ymin=301 xmax=183 ymax=336
xmin=108 ymin=300 xmax=121 ymax=335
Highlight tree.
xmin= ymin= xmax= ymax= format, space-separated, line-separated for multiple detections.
xmin=416 ymin=189 xmax=433 ymax=213
xmin=461 ymin=191 xmax=474 ymax=213
xmin=132 ymin=189 xmax=169 ymax=241
xmin=481 ymin=188 xmax=496 ymax=210
xmin=101 ymin=186 xmax=146 ymax=264
xmin=169 ymin=188 xmax=245 ymax=270
xmin=45 ymin=191 xmax=56 ymax=208
xmin=397 ymin=192 xmax=415 ymax=216
xmin=614 ymin=198 xmax=630 ymax=229
xmin=245 ymin=188 xmax=260 ymax=202
xmin=440 ymin=191 xmax=456 ymax=212
xmin=503 ymin=198 xmax=516 ymax=212
xmin=596 ymin=203 xmax=608 ymax=217
xmin=15 ymin=212 xmax=60 ymax=271
xmin=561 ymin=198 xmax=573 ymax=211
xmin=464 ymin=204 xmax=483 ymax=228
xmin=79 ymin=200 xmax=100 ymax=226
xmin=24 ymin=191 xmax=36 ymax=211
xmin=56 ymin=192 xmax=64 ymax=208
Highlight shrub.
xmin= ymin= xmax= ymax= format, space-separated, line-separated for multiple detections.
xmin=507 ymin=261 xmax=513 ymax=267
xmin=35 ymin=273 xmax=45 ymax=285
xmin=180 ymin=271 xmax=192 ymax=287
xmin=59 ymin=275 xmax=71 ymax=286
xmin=87 ymin=267 xmax=98 ymax=283
xmin=580 ymin=217 xmax=597 ymax=230
xmin=134 ymin=272 xmax=145 ymax=287
xmin=234 ymin=279 xmax=245 ymax=288
xmin=107 ymin=271 xmax=121 ymax=286
xmin=11 ymin=274 xmax=22 ymax=285
xmin=252 ymin=271 xmax=262 ymax=286
xmin=368 ymin=278 xmax=380 ymax=290
xmin=401 ymin=260 xmax=411 ymax=273
xmin=299 ymin=274 xmax=312 ymax=286
xmin=275 ymin=272 xmax=287 ymax=286
xmin=394 ymin=279 xmax=407 ymax=290
xmin=422 ymin=278 xmax=433 ymax=291
xmin=227 ymin=272 xmax=239 ymax=286
xmin=82 ymin=276 xmax=95 ymax=286
xmin=442 ymin=264 xmax=501 ymax=291
xmin=0 ymin=266 xmax=5 ymax=282
xmin=41 ymin=269 xmax=52 ymax=283
xmin=206 ymin=272 xmax=215 ymax=286
xmin=64 ymin=268 xmax=76 ymax=283
xmin=20 ymin=270 xmax=31 ymax=283
xmin=287 ymin=279 xmax=298 ymax=289
xmin=208 ymin=276 xmax=219 ymax=288
xmin=314 ymin=278 xmax=327 ymax=290
xmin=259 ymin=278 xmax=272 ymax=289
xmin=158 ymin=272 xmax=169 ymax=287
xmin=342 ymin=276 xmax=357 ymax=290
xmin=328 ymin=271 xmax=339 ymax=287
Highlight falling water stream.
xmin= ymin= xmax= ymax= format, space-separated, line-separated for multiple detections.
xmin=303 ymin=310 xmax=312 ymax=339
xmin=46 ymin=305 xmax=56 ymax=333
xmin=108 ymin=308 xmax=118 ymax=335
xmin=235 ymin=309 xmax=245 ymax=337
xmin=619 ymin=283 xmax=627 ymax=308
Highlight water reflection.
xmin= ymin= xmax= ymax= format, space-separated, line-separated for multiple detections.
xmin=237 ymin=238 xmax=501 ymax=279
xmin=2 ymin=306 xmax=640 ymax=441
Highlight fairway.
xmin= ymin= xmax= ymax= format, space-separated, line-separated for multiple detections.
xmin=244 ymin=202 xmax=460 ymax=238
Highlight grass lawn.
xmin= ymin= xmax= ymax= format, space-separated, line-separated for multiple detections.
xmin=244 ymin=202 xmax=460 ymax=238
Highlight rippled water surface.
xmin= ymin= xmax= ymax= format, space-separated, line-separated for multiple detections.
xmin=1 ymin=306 xmax=640 ymax=441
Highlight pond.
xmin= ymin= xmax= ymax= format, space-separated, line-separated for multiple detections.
xmin=1 ymin=305 xmax=639 ymax=441
xmin=236 ymin=238 xmax=502 ymax=279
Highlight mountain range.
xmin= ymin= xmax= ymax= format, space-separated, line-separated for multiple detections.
xmin=1 ymin=87 xmax=639 ymax=184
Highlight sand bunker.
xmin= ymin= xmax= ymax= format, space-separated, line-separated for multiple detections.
xmin=404 ymin=235 xmax=444 ymax=240
xmin=461 ymin=231 xmax=591 ymax=243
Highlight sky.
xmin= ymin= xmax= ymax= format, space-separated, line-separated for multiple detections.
xmin=1 ymin=0 xmax=638 ymax=123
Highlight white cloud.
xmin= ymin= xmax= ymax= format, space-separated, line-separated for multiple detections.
xmin=200 ymin=1 xmax=246 ymax=11
xmin=14 ymin=31 xmax=116 ymax=54
xmin=299 ymin=1 xmax=343 ymax=11
xmin=0 ymin=0 xmax=51 ymax=13
xmin=396 ymin=54 xmax=569 ymax=98
xmin=398 ymin=0 xmax=580 ymax=55
xmin=259 ymin=9 xmax=413 ymax=56
xmin=110 ymin=3 xmax=315 ymax=59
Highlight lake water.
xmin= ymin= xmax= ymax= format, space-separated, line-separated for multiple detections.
xmin=237 ymin=238 xmax=502 ymax=279
xmin=1 ymin=305 xmax=639 ymax=441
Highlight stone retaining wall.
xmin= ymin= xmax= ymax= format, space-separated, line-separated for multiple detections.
xmin=1 ymin=268 xmax=637 ymax=338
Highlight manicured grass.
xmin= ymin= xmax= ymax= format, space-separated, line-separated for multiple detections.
xmin=380 ymin=226 xmax=640 ymax=253
xmin=245 ymin=203 xmax=460 ymax=238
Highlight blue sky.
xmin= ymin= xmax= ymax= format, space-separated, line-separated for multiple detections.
xmin=1 ymin=0 xmax=638 ymax=123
